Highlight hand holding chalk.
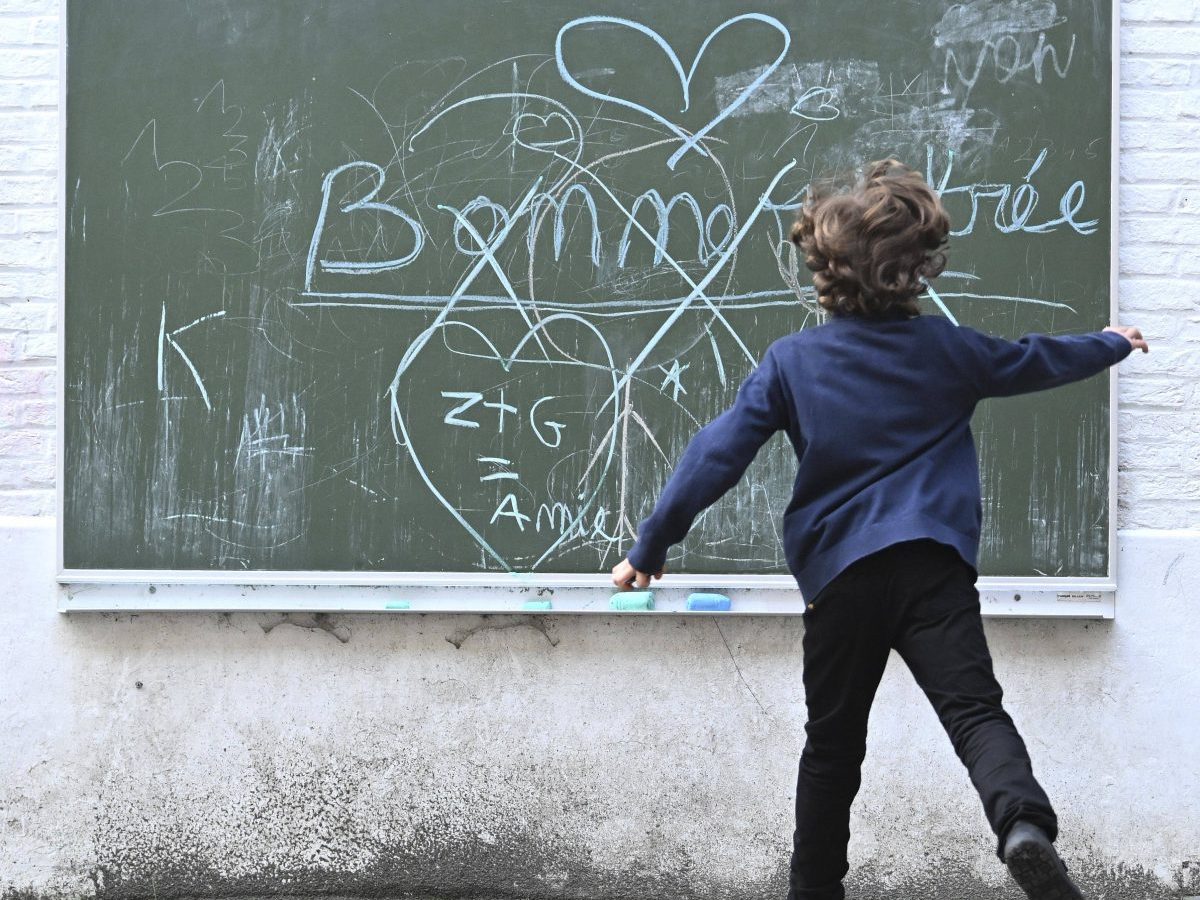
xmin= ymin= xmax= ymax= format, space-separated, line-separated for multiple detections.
xmin=610 ymin=557 xmax=664 ymax=591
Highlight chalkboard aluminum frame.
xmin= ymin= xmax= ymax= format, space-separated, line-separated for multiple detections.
xmin=55 ymin=0 xmax=1121 ymax=617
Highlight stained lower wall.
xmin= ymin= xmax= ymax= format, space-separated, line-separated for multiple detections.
xmin=1 ymin=518 xmax=1197 ymax=900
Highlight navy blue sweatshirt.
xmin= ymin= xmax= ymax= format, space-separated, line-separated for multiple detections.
xmin=625 ymin=311 xmax=1133 ymax=601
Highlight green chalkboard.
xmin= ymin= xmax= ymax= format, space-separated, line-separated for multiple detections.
xmin=64 ymin=0 xmax=1114 ymax=580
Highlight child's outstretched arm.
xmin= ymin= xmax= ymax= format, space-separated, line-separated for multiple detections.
xmin=960 ymin=324 xmax=1146 ymax=398
xmin=611 ymin=347 xmax=787 ymax=590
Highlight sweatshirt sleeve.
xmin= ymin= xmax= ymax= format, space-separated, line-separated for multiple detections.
xmin=959 ymin=326 xmax=1133 ymax=399
xmin=625 ymin=346 xmax=787 ymax=575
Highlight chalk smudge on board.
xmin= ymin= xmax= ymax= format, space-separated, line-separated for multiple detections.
xmin=932 ymin=0 xmax=1066 ymax=47
xmin=713 ymin=59 xmax=881 ymax=120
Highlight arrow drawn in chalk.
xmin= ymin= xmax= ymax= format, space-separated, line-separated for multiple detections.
xmin=158 ymin=303 xmax=226 ymax=410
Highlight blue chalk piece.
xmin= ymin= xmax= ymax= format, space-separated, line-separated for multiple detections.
xmin=522 ymin=599 xmax=553 ymax=611
xmin=686 ymin=593 xmax=732 ymax=612
xmin=384 ymin=601 xmax=411 ymax=610
xmin=609 ymin=590 xmax=655 ymax=611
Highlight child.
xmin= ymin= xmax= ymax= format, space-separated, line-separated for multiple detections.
xmin=610 ymin=158 xmax=1147 ymax=900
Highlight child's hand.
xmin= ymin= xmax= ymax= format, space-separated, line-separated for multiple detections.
xmin=611 ymin=558 xmax=664 ymax=591
xmin=1104 ymin=325 xmax=1150 ymax=353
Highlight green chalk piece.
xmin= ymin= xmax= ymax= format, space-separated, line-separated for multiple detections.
xmin=384 ymin=601 xmax=411 ymax=610
xmin=686 ymin=593 xmax=732 ymax=612
xmin=522 ymin=600 xmax=553 ymax=611
xmin=609 ymin=591 xmax=654 ymax=611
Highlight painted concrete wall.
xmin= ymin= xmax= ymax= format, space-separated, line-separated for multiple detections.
xmin=3 ymin=522 xmax=1199 ymax=899
xmin=2 ymin=0 xmax=1200 ymax=898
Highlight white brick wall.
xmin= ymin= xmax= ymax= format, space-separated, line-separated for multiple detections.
xmin=1117 ymin=0 xmax=1200 ymax=530
xmin=0 ymin=2 xmax=1194 ymax=528
xmin=0 ymin=0 xmax=57 ymax=517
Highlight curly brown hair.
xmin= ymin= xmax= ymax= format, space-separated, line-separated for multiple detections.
xmin=789 ymin=158 xmax=950 ymax=319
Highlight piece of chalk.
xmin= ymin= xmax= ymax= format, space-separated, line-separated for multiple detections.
xmin=522 ymin=600 xmax=553 ymax=611
xmin=609 ymin=590 xmax=655 ymax=611
xmin=686 ymin=593 xmax=732 ymax=612
xmin=384 ymin=601 xmax=411 ymax=610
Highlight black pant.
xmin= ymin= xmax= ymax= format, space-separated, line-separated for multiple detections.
xmin=788 ymin=539 xmax=1058 ymax=900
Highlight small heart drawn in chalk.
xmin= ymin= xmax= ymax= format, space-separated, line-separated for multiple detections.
xmin=512 ymin=111 xmax=577 ymax=151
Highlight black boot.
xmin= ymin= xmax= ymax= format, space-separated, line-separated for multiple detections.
xmin=1002 ymin=821 xmax=1084 ymax=900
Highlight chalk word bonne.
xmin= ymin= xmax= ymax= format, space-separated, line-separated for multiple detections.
xmin=304 ymin=161 xmax=735 ymax=291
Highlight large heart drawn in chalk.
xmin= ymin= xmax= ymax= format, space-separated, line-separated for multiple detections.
xmin=555 ymin=13 xmax=791 ymax=170
xmin=389 ymin=314 xmax=621 ymax=572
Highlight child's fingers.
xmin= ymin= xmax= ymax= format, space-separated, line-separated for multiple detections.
xmin=1108 ymin=324 xmax=1150 ymax=353
xmin=610 ymin=560 xmax=659 ymax=591
xmin=611 ymin=560 xmax=633 ymax=589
